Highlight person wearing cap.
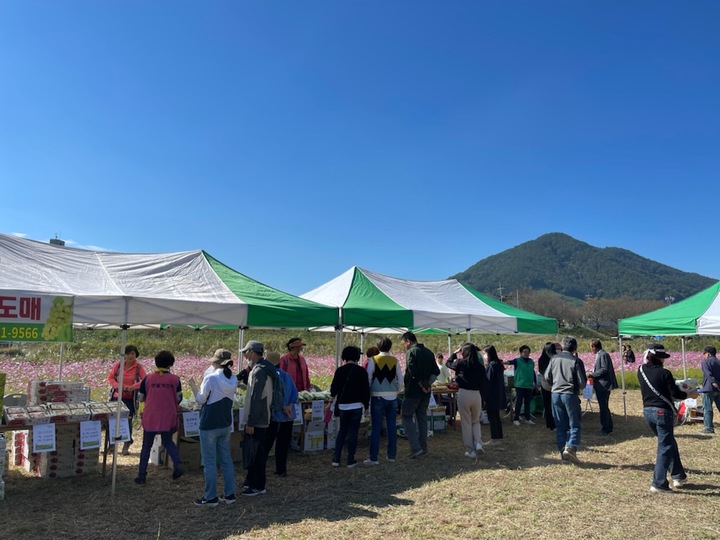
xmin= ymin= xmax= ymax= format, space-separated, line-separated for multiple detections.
xmin=638 ymin=344 xmax=690 ymax=493
xmin=280 ymin=337 xmax=312 ymax=392
xmin=189 ymin=349 xmax=238 ymax=507
xmin=400 ymin=331 xmax=439 ymax=459
xmin=263 ymin=351 xmax=299 ymax=477
xmin=543 ymin=336 xmax=587 ymax=465
xmin=588 ymin=339 xmax=619 ymax=436
xmin=240 ymin=340 xmax=274 ymax=496
xmin=699 ymin=345 xmax=720 ymax=434
xmin=134 ymin=350 xmax=183 ymax=485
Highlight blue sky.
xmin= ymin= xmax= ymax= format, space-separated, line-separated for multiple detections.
xmin=2 ymin=2 xmax=719 ymax=296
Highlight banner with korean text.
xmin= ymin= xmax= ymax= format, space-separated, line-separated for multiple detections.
xmin=0 ymin=291 xmax=74 ymax=342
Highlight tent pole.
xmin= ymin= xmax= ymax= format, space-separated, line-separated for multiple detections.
xmin=618 ymin=336 xmax=626 ymax=420
xmin=335 ymin=326 xmax=343 ymax=368
xmin=57 ymin=342 xmax=65 ymax=381
xmin=447 ymin=334 xmax=451 ymax=357
xmin=238 ymin=327 xmax=246 ymax=360
xmin=111 ymin=324 xmax=128 ymax=497
xmin=360 ymin=332 xmax=365 ymax=356
xmin=681 ymin=336 xmax=687 ymax=380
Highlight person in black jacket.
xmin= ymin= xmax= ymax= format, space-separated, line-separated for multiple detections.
xmin=638 ymin=344 xmax=691 ymax=493
xmin=536 ymin=342 xmax=558 ymax=430
xmin=330 ymin=346 xmax=370 ymax=468
xmin=482 ymin=345 xmax=506 ymax=444
xmin=447 ymin=343 xmax=487 ymax=458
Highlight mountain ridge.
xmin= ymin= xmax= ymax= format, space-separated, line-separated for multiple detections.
xmin=451 ymin=233 xmax=715 ymax=302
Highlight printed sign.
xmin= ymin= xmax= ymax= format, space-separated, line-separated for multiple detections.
xmin=80 ymin=420 xmax=103 ymax=450
xmin=311 ymin=400 xmax=324 ymax=421
xmin=292 ymin=403 xmax=302 ymax=425
xmin=32 ymin=423 xmax=57 ymax=452
xmin=182 ymin=411 xmax=200 ymax=437
xmin=0 ymin=292 xmax=74 ymax=342
xmin=108 ymin=417 xmax=131 ymax=444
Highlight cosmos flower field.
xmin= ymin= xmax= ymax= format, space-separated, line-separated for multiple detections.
xmin=0 ymin=350 xmax=706 ymax=398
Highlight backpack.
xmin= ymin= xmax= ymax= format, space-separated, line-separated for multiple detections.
xmin=261 ymin=364 xmax=285 ymax=416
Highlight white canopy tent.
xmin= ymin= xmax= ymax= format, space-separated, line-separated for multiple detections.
xmin=0 ymin=233 xmax=336 ymax=494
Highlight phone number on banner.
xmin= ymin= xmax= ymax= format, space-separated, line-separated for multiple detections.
xmin=0 ymin=323 xmax=43 ymax=341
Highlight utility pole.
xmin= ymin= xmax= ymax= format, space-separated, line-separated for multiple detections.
xmin=497 ymin=283 xmax=505 ymax=302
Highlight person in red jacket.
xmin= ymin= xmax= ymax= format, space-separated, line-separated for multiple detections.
xmin=107 ymin=344 xmax=147 ymax=455
xmin=280 ymin=337 xmax=312 ymax=392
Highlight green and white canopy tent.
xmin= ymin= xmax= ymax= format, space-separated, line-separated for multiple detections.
xmin=0 ymin=233 xmax=337 ymax=331
xmin=301 ymin=267 xmax=557 ymax=357
xmin=618 ymin=280 xmax=720 ymax=379
xmin=0 ymin=232 xmax=337 ymax=494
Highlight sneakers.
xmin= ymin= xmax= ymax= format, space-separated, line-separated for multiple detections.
xmin=387 ymin=457 xmax=396 ymax=463
xmin=194 ymin=497 xmax=219 ymax=507
xmin=121 ymin=442 xmax=131 ymax=456
xmin=650 ymin=485 xmax=673 ymax=494
xmin=475 ymin=442 xmax=485 ymax=453
xmin=513 ymin=420 xmax=521 ymax=426
xmin=241 ymin=488 xmax=266 ymax=497
xmin=464 ymin=451 xmax=477 ymax=458
xmin=409 ymin=449 xmax=424 ymax=459
xmin=363 ymin=459 xmax=379 ymax=466
xmin=331 ymin=462 xmax=340 ymax=467
xmin=219 ymin=494 xmax=237 ymax=505
xmin=562 ymin=446 xmax=580 ymax=465
xmin=172 ymin=468 xmax=184 ymax=480
xmin=347 ymin=461 xmax=358 ymax=469
xmin=698 ymin=429 xmax=715 ymax=435
xmin=133 ymin=476 xmax=146 ymax=485
xmin=672 ymin=478 xmax=687 ymax=488
xmin=524 ymin=419 xmax=535 ymax=425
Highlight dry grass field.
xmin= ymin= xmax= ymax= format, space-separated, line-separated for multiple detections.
xmin=2 ymin=390 xmax=719 ymax=540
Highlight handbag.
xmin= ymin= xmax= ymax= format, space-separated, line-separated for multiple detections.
xmin=323 ymin=399 xmax=335 ymax=423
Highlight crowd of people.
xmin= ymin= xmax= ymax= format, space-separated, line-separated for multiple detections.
xmin=106 ymin=333 xmax=716 ymax=501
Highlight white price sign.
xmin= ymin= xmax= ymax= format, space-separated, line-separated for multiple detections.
xmin=80 ymin=420 xmax=102 ymax=450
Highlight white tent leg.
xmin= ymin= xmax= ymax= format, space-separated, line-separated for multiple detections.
xmin=447 ymin=334 xmax=451 ymax=357
xmin=111 ymin=325 xmax=128 ymax=497
xmin=335 ymin=327 xmax=343 ymax=368
xmin=618 ymin=336 xmax=627 ymax=419
xmin=57 ymin=342 xmax=65 ymax=381
xmin=681 ymin=336 xmax=687 ymax=380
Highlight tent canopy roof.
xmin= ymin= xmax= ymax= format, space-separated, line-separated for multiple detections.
xmin=0 ymin=233 xmax=336 ymax=329
xmin=618 ymin=281 xmax=720 ymax=336
xmin=302 ymin=266 xmax=557 ymax=334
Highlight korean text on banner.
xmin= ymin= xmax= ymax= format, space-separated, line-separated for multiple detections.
xmin=0 ymin=292 xmax=74 ymax=342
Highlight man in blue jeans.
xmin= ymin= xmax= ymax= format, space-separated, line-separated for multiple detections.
xmin=699 ymin=345 xmax=720 ymax=434
xmin=400 ymin=332 xmax=439 ymax=459
xmin=544 ymin=336 xmax=587 ymax=465
xmin=365 ymin=337 xmax=403 ymax=465
xmin=588 ymin=339 xmax=618 ymax=436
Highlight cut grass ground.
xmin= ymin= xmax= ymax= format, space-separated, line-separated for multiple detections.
xmin=1 ymin=390 xmax=719 ymax=540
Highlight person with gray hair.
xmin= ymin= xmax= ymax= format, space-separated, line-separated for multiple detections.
xmin=544 ymin=336 xmax=587 ymax=464
xmin=588 ymin=339 xmax=618 ymax=436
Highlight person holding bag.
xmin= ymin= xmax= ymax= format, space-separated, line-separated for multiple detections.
xmin=330 ymin=346 xmax=370 ymax=468
xmin=638 ymin=344 xmax=691 ymax=493
xmin=189 ymin=349 xmax=238 ymax=507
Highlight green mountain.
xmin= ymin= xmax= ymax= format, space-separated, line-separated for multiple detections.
xmin=451 ymin=233 xmax=716 ymax=302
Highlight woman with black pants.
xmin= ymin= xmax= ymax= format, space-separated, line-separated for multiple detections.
xmin=537 ymin=342 xmax=558 ymax=430
xmin=482 ymin=345 xmax=505 ymax=444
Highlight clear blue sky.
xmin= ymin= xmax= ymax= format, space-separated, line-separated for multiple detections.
xmin=2 ymin=2 xmax=719 ymax=296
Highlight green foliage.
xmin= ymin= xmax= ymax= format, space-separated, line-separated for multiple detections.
xmin=452 ymin=232 xmax=715 ymax=302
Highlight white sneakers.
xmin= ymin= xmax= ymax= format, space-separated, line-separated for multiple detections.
xmin=513 ymin=420 xmax=521 ymax=426
xmin=363 ymin=459 xmax=379 ymax=466
xmin=475 ymin=442 xmax=485 ymax=453
xmin=464 ymin=451 xmax=477 ymax=458
xmin=524 ymin=419 xmax=535 ymax=425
